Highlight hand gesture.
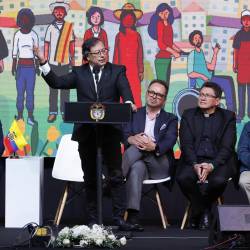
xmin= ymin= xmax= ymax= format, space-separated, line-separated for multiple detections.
xmin=33 ymin=46 xmax=46 ymax=64
xmin=137 ymin=134 xmax=156 ymax=152
xmin=173 ymin=51 xmax=180 ymax=59
xmin=199 ymin=163 xmax=213 ymax=183
xmin=193 ymin=164 xmax=203 ymax=180
xmin=213 ymin=43 xmax=221 ymax=55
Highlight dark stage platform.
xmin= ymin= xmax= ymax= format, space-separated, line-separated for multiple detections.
xmin=0 ymin=225 xmax=209 ymax=250
xmin=1 ymin=225 xmax=249 ymax=250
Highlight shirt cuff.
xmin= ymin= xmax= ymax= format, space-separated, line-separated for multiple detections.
xmin=209 ymin=163 xmax=215 ymax=171
xmin=125 ymin=100 xmax=133 ymax=104
xmin=39 ymin=62 xmax=51 ymax=76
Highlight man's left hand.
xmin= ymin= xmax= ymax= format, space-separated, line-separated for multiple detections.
xmin=199 ymin=163 xmax=213 ymax=182
xmin=138 ymin=135 xmax=156 ymax=151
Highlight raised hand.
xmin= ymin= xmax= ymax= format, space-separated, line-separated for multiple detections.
xmin=33 ymin=46 xmax=46 ymax=64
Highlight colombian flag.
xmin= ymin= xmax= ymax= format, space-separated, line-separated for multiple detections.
xmin=4 ymin=120 xmax=27 ymax=154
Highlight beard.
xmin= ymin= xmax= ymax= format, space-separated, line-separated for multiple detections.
xmin=195 ymin=42 xmax=202 ymax=48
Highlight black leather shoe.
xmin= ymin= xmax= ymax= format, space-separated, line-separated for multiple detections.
xmin=113 ymin=219 xmax=134 ymax=231
xmin=131 ymin=223 xmax=144 ymax=232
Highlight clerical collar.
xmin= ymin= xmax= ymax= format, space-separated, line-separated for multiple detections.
xmin=203 ymin=111 xmax=216 ymax=118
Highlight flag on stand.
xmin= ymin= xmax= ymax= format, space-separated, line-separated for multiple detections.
xmin=4 ymin=120 xmax=28 ymax=154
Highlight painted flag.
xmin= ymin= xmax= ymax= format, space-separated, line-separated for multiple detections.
xmin=4 ymin=120 xmax=27 ymax=154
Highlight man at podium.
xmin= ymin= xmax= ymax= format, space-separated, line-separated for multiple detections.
xmin=34 ymin=38 xmax=136 ymax=230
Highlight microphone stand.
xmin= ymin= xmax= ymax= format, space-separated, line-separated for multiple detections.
xmin=93 ymin=65 xmax=103 ymax=225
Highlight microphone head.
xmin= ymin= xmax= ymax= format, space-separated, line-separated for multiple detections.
xmin=93 ymin=65 xmax=100 ymax=74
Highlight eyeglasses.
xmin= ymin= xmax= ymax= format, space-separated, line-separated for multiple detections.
xmin=88 ymin=48 xmax=109 ymax=56
xmin=199 ymin=93 xmax=217 ymax=99
xmin=147 ymin=90 xmax=166 ymax=99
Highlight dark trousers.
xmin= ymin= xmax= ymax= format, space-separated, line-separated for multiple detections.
xmin=49 ymin=64 xmax=70 ymax=114
xmin=177 ymin=164 xmax=230 ymax=217
xmin=78 ymin=125 xmax=125 ymax=222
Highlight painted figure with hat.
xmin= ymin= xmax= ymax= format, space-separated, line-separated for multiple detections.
xmin=44 ymin=0 xmax=75 ymax=123
xmin=83 ymin=6 xmax=109 ymax=62
xmin=233 ymin=9 xmax=250 ymax=122
xmin=113 ymin=3 xmax=144 ymax=107
xmin=12 ymin=8 xmax=39 ymax=126
xmin=148 ymin=3 xmax=181 ymax=87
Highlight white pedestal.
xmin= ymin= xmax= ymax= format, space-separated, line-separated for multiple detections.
xmin=5 ymin=157 xmax=44 ymax=228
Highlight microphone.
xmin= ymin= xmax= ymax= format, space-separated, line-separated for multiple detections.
xmin=93 ymin=65 xmax=101 ymax=101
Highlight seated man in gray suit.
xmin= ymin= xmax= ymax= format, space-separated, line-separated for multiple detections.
xmin=122 ymin=79 xmax=178 ymax=231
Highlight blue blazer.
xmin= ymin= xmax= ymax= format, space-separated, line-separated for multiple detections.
xmin=238 ymin=121 xmax=250 ymax=173
xmin=0 ymin=120 xmax=4 ymax=156
xmin=123 ymin=107 xmax=178 ymax=177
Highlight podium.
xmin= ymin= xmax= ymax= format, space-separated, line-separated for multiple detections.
xmin=5 ymin=157 xmax=44 ymax=228
xmin=64 ymin=102 xmax=131 ymax=224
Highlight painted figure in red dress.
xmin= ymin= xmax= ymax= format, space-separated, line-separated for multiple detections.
xmin=84 ymin=6 xmax=108 ymax=62
xmin=233 ymin=9 xmax=250 ymax=122
xmin=113 ymin=3 xmax=144 ymax=107
xmin=148 ymin=3 xmax=181 ymax=87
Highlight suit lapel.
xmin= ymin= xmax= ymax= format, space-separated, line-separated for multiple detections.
xmin=194 ymin=109 xmax=203 ymax=145
xmin=154 ymin=110 xmax=164 ymax=141
xmin=212 ymin=109 xmax=224 ymax=142
xmin=83 ymin=65 xmax=96 ymax=98
xmin=138 ymin=107 xmax=146 ymax=132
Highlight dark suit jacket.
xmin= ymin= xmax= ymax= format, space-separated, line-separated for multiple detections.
xmin=123 ymin=107 xmax=178 ymax=178
xmin=42 ymin=62 xmax=134 ymax=142
xmin=179 ymin=107 xmax=237 ymax=176
xmin=0 ymin=121 xmax=4 ymax=156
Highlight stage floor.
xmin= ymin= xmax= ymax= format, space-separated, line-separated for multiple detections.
xmin=1 ymin=224 xmax=249 ymax=250
xmin=0 ymin=225 xmax=210 ymax=250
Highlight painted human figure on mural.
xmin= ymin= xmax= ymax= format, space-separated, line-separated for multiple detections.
xmin=113 ymin=3 xmax=144 ymax=107
xmin=12 ymin=8 xmax=39 ymax=126
xmin=0 ymin=29 xmax=8 ymax=73
xmin=83 ymin=6 xmax=108 ymax=62
xmin=187 ymin=30 xmax=236 ymax=112
xmin=44 ymin=0 xmax=75 ymax=123
xmin=148 ymin=3 xmax=181 ymax=87
xmin=233 ymin=9 xmax=250 ymax=122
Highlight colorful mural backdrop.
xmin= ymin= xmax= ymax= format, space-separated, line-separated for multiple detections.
xmin=0 ymin=0 xmax=250 ymax=156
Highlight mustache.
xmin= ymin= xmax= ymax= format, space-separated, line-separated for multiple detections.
xmin=196 ymin=42 xmax=202 ymax=47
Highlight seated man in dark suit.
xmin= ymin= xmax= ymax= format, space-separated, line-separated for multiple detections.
xmin=177 ymin=82 xmax=237 ymax=230
xmin=0 ymin=120 xmax=4 ymax=156
xmin=238 ymin=121 xmax=250 ymax=203
xmin=122 ymin=79 xmax=178 ymax=231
